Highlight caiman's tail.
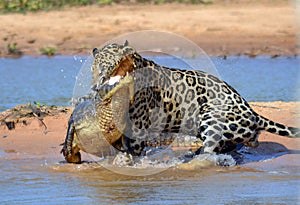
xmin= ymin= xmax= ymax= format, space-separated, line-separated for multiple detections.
xmin=258 ymin=115 xmax=300 ymax=138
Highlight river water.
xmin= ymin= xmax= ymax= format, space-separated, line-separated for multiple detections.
xmin=0 ymin=55 xmax=299 ymax=204
xmin=0 ymin=55 xmax=299 ymax=111
xmin=1 ymin=152 xmax=299 ymax=204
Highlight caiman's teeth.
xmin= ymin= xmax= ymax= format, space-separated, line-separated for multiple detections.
xmin=106 ymin=75 xmax=122 ymax=86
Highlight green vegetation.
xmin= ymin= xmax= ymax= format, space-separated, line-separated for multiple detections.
xmin=0 ymin=0 xmax=212 ymax=13
xmin=40 ymin=46 xmax=57 ymax=56
xmin=3 ymin=34 xmax=22 ymax=55
xmin=0 ymin=0 xmax=94 ymax=13
xmin=33 ymin=101 xmax=57 ymax=108
xmin=98 ymin=0 xmax=113 ymax=5
xmin=6 ymin=42 xmax=19 ymax=54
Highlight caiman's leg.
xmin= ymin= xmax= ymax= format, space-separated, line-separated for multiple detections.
xmin=60 ymin=117 xmax=81 ymax=164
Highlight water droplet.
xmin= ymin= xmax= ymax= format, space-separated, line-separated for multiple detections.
xmin=73 ymin=56 xmax=78 ymax=61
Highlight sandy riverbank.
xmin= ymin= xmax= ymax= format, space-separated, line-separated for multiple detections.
xmin=0 ymin=102 xmax=299 ymax=162
xmin=0 ymin=1 xmax=298 ymax=57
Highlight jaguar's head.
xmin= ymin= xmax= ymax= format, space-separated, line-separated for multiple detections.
xmin=91 ymin=41 xmax=137 ymax=91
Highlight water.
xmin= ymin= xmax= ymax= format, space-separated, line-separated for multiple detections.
xmin=215 ymin=56 xmax=300 ymax=102
xmin=0 ymin=55 xmax=299 ymax=204
xmin=0 ymin=55 xmax=299 ymax=111
xmin=0 ymin=56 xmax=84 ymax=111
xmin=1 ymin=155 xmax=299 ymax=204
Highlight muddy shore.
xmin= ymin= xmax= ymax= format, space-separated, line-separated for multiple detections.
xmin=0 ymin=1 xmax=299 ymax=58
xmin=0 ymin=102 xmax=299 ymax=162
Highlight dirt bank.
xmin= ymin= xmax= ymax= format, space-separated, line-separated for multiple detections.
xmin=0 ymin=1 xmax=298 ymax=57
xmin=0 ymin=102 xmax=299 ymax=161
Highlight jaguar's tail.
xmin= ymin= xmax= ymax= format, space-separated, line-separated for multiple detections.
xmin=258 ymin=115 xmax=300 ymax=138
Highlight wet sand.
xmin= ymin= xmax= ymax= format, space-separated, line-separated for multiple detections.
xmin=0 ymin=101 xmax=299 ymax=163
xmin=0 ymin=0 xmax=298 ymax=57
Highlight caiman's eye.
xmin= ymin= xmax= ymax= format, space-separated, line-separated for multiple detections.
xmin=98 ymin=76 xmax=105 ymax=85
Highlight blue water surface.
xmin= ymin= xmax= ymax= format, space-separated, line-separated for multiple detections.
xmin=214 ymin=56 xmax=300 ymax=102
xmin=0 ymin=56 xmax=84 ymax=111
xmin=0 ymin=55 xmax=299 ymax=111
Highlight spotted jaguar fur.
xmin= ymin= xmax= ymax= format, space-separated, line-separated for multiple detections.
xmin=92 ymin=42 xmax=300 ymax=156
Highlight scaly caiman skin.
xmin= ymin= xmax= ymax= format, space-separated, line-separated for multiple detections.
xmin=61 ymin=75 xmax=134 ymax=163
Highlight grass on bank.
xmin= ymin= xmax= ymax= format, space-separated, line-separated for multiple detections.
xmin=40 ymin=46 xmax=57 ymax=56
xmin=0 ymin=0 xmax=212 ymax=13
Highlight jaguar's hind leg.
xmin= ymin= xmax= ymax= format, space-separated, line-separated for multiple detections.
xmin=201 ymin=130 xmax=227 ymax=155
xmin=195 ymin=126 xmax=238 ymax=166
xmin=196 ymin=110 xmax=231 ymax=154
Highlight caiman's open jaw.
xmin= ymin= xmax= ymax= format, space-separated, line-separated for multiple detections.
xmin=101 ymin=55 xmax=135 ymax=87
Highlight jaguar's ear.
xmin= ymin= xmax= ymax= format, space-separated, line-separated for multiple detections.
xmin=124 ymin=40 xmax=129 ymax=47
xmin=92 ymin=48 xmax=99 ymax=57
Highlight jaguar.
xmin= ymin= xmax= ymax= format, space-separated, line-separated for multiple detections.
xmin=91 ymin=42 xmax=300 ymax=157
